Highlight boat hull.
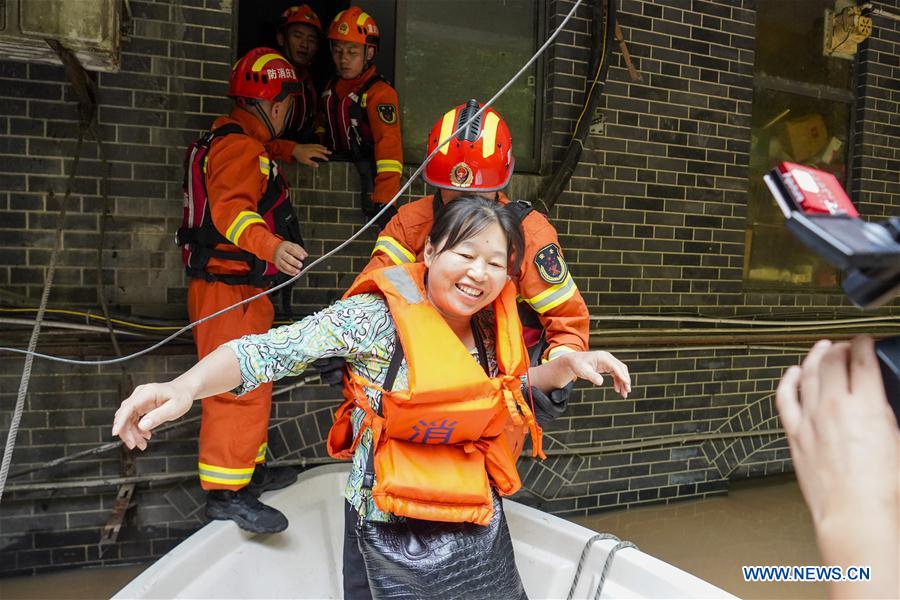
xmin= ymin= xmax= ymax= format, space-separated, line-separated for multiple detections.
xmin=114 ymin=464 xmax=733 ymax=599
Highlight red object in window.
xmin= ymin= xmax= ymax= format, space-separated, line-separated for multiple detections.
xmin=777 ymin=162 xmax=859 ymax=217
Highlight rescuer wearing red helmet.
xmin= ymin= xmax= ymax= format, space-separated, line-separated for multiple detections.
xmin=357 ymin=100 xmax=591 ymax=420
xmin=321 ymin=6 xmax=403 ymax=227
xmin=178 ymin=48 xmax=312 ymax=533
xmin=272 ymin=5 xmax=326 ymax=149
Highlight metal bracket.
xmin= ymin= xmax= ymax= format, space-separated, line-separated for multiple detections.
xmin=614 ymin=24 xmax=642 ymax=82
xmin=99 ymin=404 xmax=137 ymax=556
xmin=589 ymin=108 xmax=606 ymax=136
xmin=98 ymin=483 xmax=136 ymax=556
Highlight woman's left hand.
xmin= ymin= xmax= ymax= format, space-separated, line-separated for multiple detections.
xmin=565 ymin=351 xmax=631 ymax=398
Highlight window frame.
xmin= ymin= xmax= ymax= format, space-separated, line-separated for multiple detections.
xmin=392 ymin=0 xmax=547 ymax=174
xmin=742 ymin=12 xmax=860 ymax=292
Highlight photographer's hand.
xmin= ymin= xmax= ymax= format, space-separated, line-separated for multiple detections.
xmin=777 ymin=336 xmax=899 ymax=599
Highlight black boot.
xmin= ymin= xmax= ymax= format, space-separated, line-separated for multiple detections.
xmin=247 ymin=464 xmax=298 ymax=497
xmin=206 ymin=488 xmax=288 ymax=534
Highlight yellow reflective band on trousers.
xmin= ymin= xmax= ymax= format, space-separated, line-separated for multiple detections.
xmin=372 ymin=235 xmax=415 ymax=265
xmin=525 ymin=274 xmax=577 ymax=314
xmin=255 ymin=442 xmax=268 ymax=463
xmin=198 ymin=462 xmax=255 ymax=486
xmin=376 ymin=159 xmax=403 ymax=174
xmin=225 ymin=211 xmax=266 ymax=245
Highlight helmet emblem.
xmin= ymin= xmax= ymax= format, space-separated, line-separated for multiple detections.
xmin=450 ymin=162 xmax=473 ymax=187
xmin=338 ymin=22 xmax=350 ymax=35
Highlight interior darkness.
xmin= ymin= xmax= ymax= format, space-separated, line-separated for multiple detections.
xmin=236 ymin=0 xmax=396 ymax=89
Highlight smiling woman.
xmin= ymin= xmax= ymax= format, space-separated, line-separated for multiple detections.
xmin=111 ymin=196 xmax=631 ymax=599
xmin=421 ymin=196 xmax=524 ymax=345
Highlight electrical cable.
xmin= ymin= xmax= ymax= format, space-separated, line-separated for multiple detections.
xmin=542 ymin=0 xmax=616 ymax=211
xmin=590 ymin=321 xmax=899 ymax=337
xmin=0 ymin=318 xmax=157 ymax=338
xmin=0 ymin=132 xmax=84 ymax=505
xmin=4 ymin=306 xmax=894 ymax=337
xmin=589 ymin=313 xmax=899 ymax=327
xmin=0 ymin=308 xmax=188 ymax=332
xmin=0 ymin=0 xmax=586 ymax=367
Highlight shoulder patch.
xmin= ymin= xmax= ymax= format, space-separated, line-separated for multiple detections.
xmin=376 ymin=103 xmax=397 ymax=125
xmin=533 ymin=243 xmax=568 ymax=285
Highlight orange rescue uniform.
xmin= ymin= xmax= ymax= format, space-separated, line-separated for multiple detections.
xmin=321 ymin=65 xmax=403 ymax=206
xmin=190 ymin=107 xmax=298 ymax=490
xmin=359 ymin=193 xmax=590 ymax=361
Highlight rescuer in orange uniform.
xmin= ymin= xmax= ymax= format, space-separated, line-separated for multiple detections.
xmin=321 ymin=6 xmax=403 ymax=227
xmin=177 ymin=48 xmax=311 ymax=533
xmin=359 ymin=101 xmax=590 ymax=420
xmin=274 ymin=5 xmax=323 ymax=144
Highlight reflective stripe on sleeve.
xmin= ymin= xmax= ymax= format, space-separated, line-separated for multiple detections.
xmin=376 ymin=159 xmax=403 ymax=174
xmin=372 ymin=235 xmax=415 ymax=264
xmin=258 ymin=155 xmax=271 ymax=176
xmin=198 ymin=462 xmax=255 ymax=486
xmin=226 ymin=210 xmax=266 ymax=245
xmin=524 ymin=274 xmax=577 ymax=314
xmin=545 ymin=345 xmax=577 ymax=363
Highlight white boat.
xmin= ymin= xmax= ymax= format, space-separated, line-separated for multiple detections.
xmin=114 ymin=464 xmax=734 ymax=599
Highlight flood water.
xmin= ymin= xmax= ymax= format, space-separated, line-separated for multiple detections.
xmin=1 ymin=474 xmax=824 ymax=599
xmin=572 ymin=473 xmax=825 ymax=599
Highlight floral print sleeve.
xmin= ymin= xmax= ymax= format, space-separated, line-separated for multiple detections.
xmin=226 ymin=293 xmax=394 ymax=395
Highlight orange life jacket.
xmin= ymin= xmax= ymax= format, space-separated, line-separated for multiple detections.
xmin=326 ymin=263 xmax=545 ymax=525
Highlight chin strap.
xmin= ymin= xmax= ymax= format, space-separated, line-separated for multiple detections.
xmin=239 ymin=101 xmax=278 ymax=140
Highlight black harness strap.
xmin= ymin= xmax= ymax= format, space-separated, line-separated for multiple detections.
xmin=362 ymin=336 xmax=404 ymax=490
xmin=506 ymin=199 xmax=534 ymax=225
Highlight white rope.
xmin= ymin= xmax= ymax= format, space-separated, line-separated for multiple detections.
xmin=0 ymin=0 xmax=585 ymax=367
xmin=567 ymin=533 xmax=620 ymax=600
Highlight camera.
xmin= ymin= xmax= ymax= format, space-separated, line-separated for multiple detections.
xmin=764 ymin=162 xmax=899 ymax=424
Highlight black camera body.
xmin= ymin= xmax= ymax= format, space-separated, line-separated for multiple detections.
xmin=764 ymin=163 xmax=900 ymax=424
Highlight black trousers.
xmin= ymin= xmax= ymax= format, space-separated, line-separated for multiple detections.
xmin=343 ymin=500 xmax=374 ymax=600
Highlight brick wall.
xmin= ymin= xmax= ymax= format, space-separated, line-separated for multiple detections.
xmin=1 ymin=0 xmax=898 ymax=575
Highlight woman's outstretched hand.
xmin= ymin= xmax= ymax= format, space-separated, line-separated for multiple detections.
xmin=529 ymin=350 xmax=632 ymax=397
xmin=112 ymin=383 xmax=194 ymax=450
xmin=564 ymin=351 xmax=632 ymax=398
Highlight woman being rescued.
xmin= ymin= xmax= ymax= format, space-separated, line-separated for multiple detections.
xmin=112 ymin=196 xmax=631 ymax=600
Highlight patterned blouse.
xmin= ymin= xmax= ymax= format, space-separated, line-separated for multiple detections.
xmin=226 ymin=293 xmax=499 ymax=522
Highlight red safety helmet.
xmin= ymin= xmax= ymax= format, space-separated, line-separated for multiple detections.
xmin=423 ymin=100 xmax=514 ymax=192
xmin=328 ymin=6 xmax=380 ymax=49
xmin=279 ymin=4 xmax=323 ymax=34
xmin=228 ymin=47 xmax=302 ymax=103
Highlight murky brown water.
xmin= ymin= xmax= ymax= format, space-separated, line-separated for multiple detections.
xmin=572 ymin=473 xmax=825 ymax=599
xmin=0 ymin=564 xmax=148 ymax=599
xmin=2 ymin=474 xmax=823 ymax=599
